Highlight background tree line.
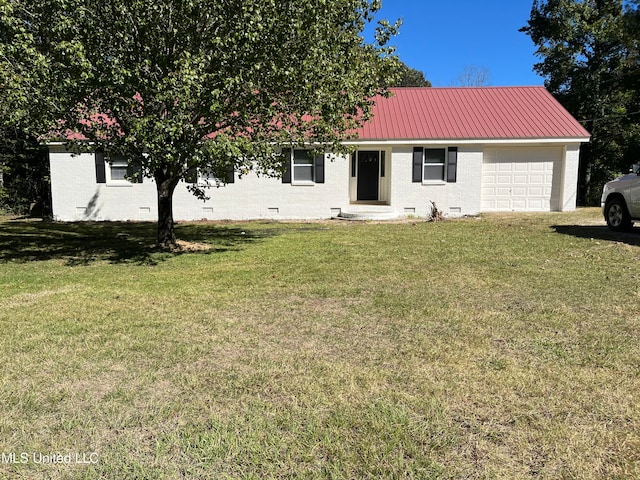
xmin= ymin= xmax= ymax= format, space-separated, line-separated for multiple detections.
xmin=522 ymin=0 xmax=640 ymax=205
xmin=3 ymin=0 xmax=636 ymax=222
xmin=0 ymin=126 xmax=49 ymax=216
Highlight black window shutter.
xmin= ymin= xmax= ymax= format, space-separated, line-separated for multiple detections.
xmin=412 ymin=147 xmax=423 ymax=183
xmin=226 ymin=164 xmax=235 ymax=184
xmin=95 ymin=151 xmax=106 ymax=183
xmin=282 ymin=155 xmax=291 ymax=183
xmin=447 ymin=147 xmax=458 ymax=183
xmin=314 ymin=154 xmax=325 ymax=184
xmin=351 ymin=152 xmax=357 ymax=177
xmin=380 ymin=151 xmax=386 ymax=177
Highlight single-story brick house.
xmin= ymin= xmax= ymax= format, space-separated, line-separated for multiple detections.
xmin=48 ymin=86 xmax=590 ymax=221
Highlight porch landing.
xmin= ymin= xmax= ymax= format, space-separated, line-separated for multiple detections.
xmin=335 ymin=204 xmax=401 ymax=221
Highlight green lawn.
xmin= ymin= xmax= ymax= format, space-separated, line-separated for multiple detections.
xmin=0 ymin=209 xmax=638 ymax=479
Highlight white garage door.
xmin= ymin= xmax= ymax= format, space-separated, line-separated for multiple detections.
xmin=481 ymin=147 xmax=561 ymax=212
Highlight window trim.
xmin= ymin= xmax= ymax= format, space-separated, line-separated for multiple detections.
xmin=104 ymin=154 xmax=143 ymax=186
xmin=195 ymin=165 xmax=235 ymax=187
xmin=292 ymin=149 xmax=315 ymax=184
xmin=106 ymin=156 xmax=134 ymax=186
xmin=423 ymin=148 xmax=446 ymax=184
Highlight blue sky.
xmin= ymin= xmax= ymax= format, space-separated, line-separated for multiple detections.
xmin=369 ymin=0 xmax=544 ymax=87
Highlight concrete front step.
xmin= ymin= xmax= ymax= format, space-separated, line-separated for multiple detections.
xmin=335 ymin=205 xmax=401 ymax=221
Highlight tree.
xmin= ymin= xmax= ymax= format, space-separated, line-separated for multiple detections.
xmin=621 ymin=0 xmax=640 ymax=163
xmin=521 ymin=0 xmax=640 ymax=205
xmin=0 ymin=0 xmax=58 ymax=216
xmin=0 ymin=125 xmax=50 ymax=216
xmin=453 ymin=65 xmax=491 ymax=87
xmin=390 ymin=60 xmax=432 ymax=87
xmin=1 ymin=0 xmax=400 ymax=247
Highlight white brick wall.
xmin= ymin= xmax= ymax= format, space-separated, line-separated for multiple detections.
xmin=49 ymin=142 xmax=580 ymax=221
xmin=560 ymin=144 xmax=581 ymax=211
xmin=49 ymin=146 xmax=350 ymax=221
xmin=388 ymin=146 xmax=483 ymax=218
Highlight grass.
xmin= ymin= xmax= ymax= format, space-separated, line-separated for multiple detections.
xmin=0 ymin=208 xmax=638 ymax=479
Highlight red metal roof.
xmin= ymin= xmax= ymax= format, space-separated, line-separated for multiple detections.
xmin=356 ymin=86 xmax=590 ymax=141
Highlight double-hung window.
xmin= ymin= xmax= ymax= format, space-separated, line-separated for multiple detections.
xmin=282 ymin=149 xmax=325 ymax=184
xmin=95 ymin=151 xmax=143 ymax=184
xmin=412 ymin=147 xmax=458 ymax=183
xmin=109 ymin=156 xmax=129 ymax=181
xmin=293 ymin=149 xmax=314 ymax=182
xmin=187 ymin=165 xmax=235 ymax=186
xmin=424 ymin=148 xmax=446 ymax=181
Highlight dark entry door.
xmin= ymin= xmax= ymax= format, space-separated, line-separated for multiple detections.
xmin=357 ymin=151 xmax=379 ymax=201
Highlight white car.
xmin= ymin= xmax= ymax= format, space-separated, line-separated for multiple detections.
xmin=601 ymin=168 xmax=640 ymax=231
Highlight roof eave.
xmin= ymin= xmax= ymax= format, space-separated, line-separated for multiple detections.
xmin=345 ymin=136 xmax=591 ymax=146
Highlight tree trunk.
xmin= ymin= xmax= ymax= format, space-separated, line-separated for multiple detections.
xmin=579 ymin=155 xmax=593 ymax=206
xmin=155 ymin=173 xmax=180 ymax=249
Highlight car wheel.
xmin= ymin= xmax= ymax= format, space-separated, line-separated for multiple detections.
xmin=605 ymin=198 xmax=632 ymax=231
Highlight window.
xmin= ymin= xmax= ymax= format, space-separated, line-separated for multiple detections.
xmin=96 ymin=153 xmax=143 ymax=184
xmin=424 ymin=148 xmax=445 ymax=181
xmin=110 ymin=157 xmax=129 ymax=181
xmin=412 ymin=147 xmax=457 ymax=183
xmin=293 ymin=149 xmax=314 ymax=182
xmin=282 ymin=149 xmax=325 ymax=184
xmin=192 ymin=165 xmax=235 ymax=186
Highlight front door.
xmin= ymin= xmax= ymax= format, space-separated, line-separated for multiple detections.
xmin=357 ymin=151 xmax=379 ymax=201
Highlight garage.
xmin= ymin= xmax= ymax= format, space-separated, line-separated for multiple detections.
xmin=481 ymin=147 xmax=562 ymax=212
